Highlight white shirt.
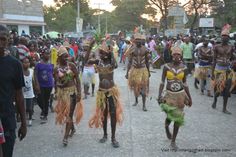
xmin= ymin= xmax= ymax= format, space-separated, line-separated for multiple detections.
xmin=194 ymin=42 xmax=213 ymax=51
xmin=23 ymin=69 xmax=35 ymax=99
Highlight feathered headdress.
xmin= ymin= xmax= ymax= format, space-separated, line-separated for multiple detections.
xmin=171 ymin=46 xmax=182 ymax=56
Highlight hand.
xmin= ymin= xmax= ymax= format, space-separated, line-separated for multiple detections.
xmin=35 ymin=86 xmax=41 ymax=94
xmin=157 ymin=96 xmax=164 ymax=105
xmin=187 ymin=99 xmax=192 ymax=107
xmin=211 ymin=75 xmax=215 ymax=81
xmin=91 ymin=39 xmax=96 ymax=46
xmin=18 ymin=124 xmax=27 ymax=141
xmin=125 ymin=74 xmax=128 ymax=79
xmin=77 ymin=92 xmax=81 ymax=101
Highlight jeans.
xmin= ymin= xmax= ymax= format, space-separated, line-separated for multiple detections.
xmin=2 ymin=130 xmax=16 ymax=157
xmin=184 ymin=59 xmax=194 ymax=74
xmin=37 ymin=87 xmax=52 ymax=117
xmin=25 ymin=98 xmax=33 ymax=120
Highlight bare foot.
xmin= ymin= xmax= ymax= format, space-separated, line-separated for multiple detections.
xmin=143 ymin=106 xmax=147 ymax=112
xmin=200 ymin=89 xmax=204 ymax=95
xmin=212 ymin=102 xmax=216 ymax=109
xmin=223 ymin=110 xmax=231 ymax=115
xmin=207 ymin=91 xmax=213 ymax=97
xmin=170 ymin=141 xmax=178 ymax=150
xmin=69 ymin=128 xmax=76 ymax=138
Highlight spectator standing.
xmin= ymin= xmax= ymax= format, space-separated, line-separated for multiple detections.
xmin=0 ymin=25 xmax=27 ymax=157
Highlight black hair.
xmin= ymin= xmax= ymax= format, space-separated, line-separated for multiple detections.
xmin=0 ymin=25 xmax=10 ymax=37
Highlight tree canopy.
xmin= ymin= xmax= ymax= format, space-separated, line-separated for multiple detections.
xmin=44 ymin=0 xmax=94 ymax=32
xmin=43 ymin=0 xmax=236 ymax=34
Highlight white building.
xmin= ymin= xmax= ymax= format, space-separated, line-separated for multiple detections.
xmin=0 ymin=0 xmax=46 ymax=35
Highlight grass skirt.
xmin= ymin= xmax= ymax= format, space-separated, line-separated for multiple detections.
xmin=55 ymin=86 xmax=83 ymax=125
xmin=128 ymin=67 xmax=149 ymax=97
xmin=160 ymin=90 xmax=190 ymax=126
xmin=211 ymin=69 xmax=236 ymax=94
xmin=233 ymin=71 xmax=236 ymax=92
xmin=89 ymin=85 xmax=123 ymax=128
xmin=194 ymin=66 xmax=211 ymax=80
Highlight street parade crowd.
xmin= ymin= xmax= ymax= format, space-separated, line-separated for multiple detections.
xmin=0 ymin=23 xmax=236 ymax=157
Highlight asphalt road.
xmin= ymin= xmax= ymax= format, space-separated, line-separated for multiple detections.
xmin=14 ymin=64 xmax=236 ymax=157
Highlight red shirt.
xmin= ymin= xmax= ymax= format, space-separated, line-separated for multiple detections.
xmin=70 ymin=44 xmax=78 ymax=58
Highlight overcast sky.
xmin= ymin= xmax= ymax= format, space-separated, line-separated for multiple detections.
xmin=43 ymin=0 xmax=115 ymax=11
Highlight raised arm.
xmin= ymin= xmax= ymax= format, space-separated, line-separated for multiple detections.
xmin=70 ymin=62 xmax=81 ymax=101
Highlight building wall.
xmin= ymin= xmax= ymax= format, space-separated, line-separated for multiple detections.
xmin=0 ymin=0 xmax=3 ymax=18
xmin=18 ymin=25 xmax=30 ymax=35
xmin=2 ymin=0 xmax=43 ymax=17
xmin=0 ymin=0 xmax=45 ymax=35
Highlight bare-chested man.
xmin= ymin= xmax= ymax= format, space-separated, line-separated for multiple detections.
xmin=212 ymin=25 xmax=236 ymax=114
xmin=125 ymin=33 xmax=151 ymax=111
xmin=195 ymin=38 xmax=213 ymax=96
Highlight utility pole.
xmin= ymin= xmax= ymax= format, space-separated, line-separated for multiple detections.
xmin=105 ymin=13 xmax=108 ymax=34
xmin=98 ymin=2 xmax=101 ymax=34
xmin=94 ymin=1 xmax=104 ymax=34
xmin=76 ymin=0 xmax=81 ymax=33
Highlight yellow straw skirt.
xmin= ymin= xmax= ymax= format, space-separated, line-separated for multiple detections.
xmin=194 ymin=66 xmax=211 ymax=80
xmin=128 ymin=67 xmax=149 ymax=97
xmin=55 ymin=86 xmax=83 ymax=125
xmin=232 ymin=71 xmax=236 ymax=92
xmin=89 ymin=85 xmax=123 ymax=128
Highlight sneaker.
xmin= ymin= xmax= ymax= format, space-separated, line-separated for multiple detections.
xmin=28 ymin=120 xmax=32 ymax=127
xmin=40 ymin=116 xmax=47 ymax=124
xmin=40 ymin=112 xmax=44 ymax=120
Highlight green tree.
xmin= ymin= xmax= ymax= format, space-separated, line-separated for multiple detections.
xmin=148 ymin=0 xmax=179 ymax=31
xmin=183 ymin=0 xmax=212 ymax=30
xmin=110 ymin=0 xmax=153 ymax=32
xmin=44 ymin=4 xmax=76 ymax=32
xmin=44 ymin=0 xmax=94 ymax=32
xmin=54 ymin=0 xmax=94 ymax=26
xmin=211 ymin=0 xmax=236 ymax=27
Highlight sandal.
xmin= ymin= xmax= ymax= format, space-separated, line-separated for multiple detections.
xmin=111 ymin=139 xmax=120 ymax=148
xmin=99 ymin=136 xmax=107 ymax=143
xmin=63 ymin=139 xmax=68 ymax=146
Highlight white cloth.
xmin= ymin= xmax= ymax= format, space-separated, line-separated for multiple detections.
xmin=23 ymin=69 xmax=35 ymax=99
xmin=194 ymin=43 xmax=213 ymax=51
xmin=82 ymin=66 xmax=95 ymax=85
